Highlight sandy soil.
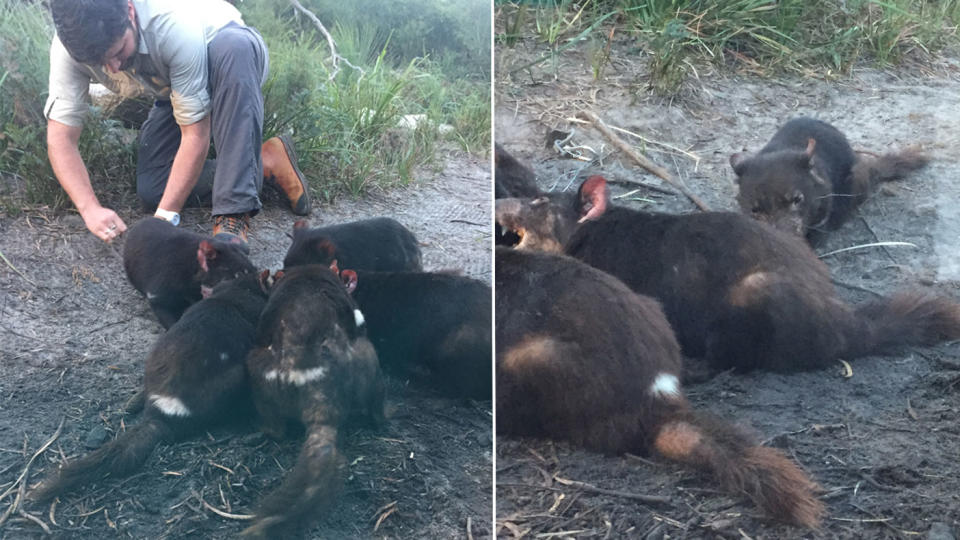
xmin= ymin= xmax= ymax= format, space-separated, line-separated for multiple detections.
xmin=495 ymin=30 xmax=960 ymax=540
xmin=0 ymin=148 xmax=492 ymax=539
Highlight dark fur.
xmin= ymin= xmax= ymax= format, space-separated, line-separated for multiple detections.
xmin=495 ymin=144 xmax=541 ymax=199
xmin=496 ymin=248 xmax=823 ymax=527
xmin=30 ymin=274 xmax=268 ymax=502
xmin=495 ymin=145 xmax=541 ymax=247
xmin=243 ymin=264 xmax=385 ymax=538
xmin=352 ymin=270 xmax=491 ymax=399
xmin=282 ymin=217 xmax=422 ymax=272
xmin=496 ymin=176 xmax=960 ymax=372
xmin=731 ymin=117 xmax=929 ymax=239
xmin=123 ymin=217 xmax=256 ymax=328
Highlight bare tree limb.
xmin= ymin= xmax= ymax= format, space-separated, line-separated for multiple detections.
xmin=288 ymin=0 xmax=366 ymax=80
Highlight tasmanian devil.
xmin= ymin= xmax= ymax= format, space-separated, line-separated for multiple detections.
xmin=496 ymin=247 xmax=824 ymax=527
xmin=496 ymin=175 xmax=960 ymax=373
xmin=123 ymin=217 xmax=256 ymax=329
xmin=350 ymin=270 xmax=491 ymax=399
xmin=495 ymin=144 xmax=541 ymax=247
xmin=29 ymin=272 xmax=269 ymax=502
xmin=282 ymin=217 xmax=422 ymax=272
xmin=730 ymin=117 xmax=929 ymax=240
xmin=242 ymin=263 xmax=385 ymax=538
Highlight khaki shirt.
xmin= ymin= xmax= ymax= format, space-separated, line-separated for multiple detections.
xmin=45 ymin=0 xmax=263 ymax=127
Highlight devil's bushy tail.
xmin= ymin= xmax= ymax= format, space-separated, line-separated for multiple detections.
xmin=844 ymin=291 xmax=960 ymax=358
xmin=653 ymin=412 xmax=823 ymax=528
xmin=30 ymin=419 xmax=171 ymax=502
xmin=241 ymin=425 xmax=344 ymax=538
xmin=853 ymin=148 xmax=929 ymax=190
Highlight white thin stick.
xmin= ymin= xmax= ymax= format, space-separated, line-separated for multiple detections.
xmin=819 ymin=242 xmax=917 ymax=259
xmin=201 ymin=499 xmax=254 ymax=521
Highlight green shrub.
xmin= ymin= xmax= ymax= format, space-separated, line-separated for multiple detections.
xmin=499 ymin=0 xmax=960 ymax=93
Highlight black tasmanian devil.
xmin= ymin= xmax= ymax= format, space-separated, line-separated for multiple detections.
xmin=730 ymin=117 xmax=928 ymax=240
xmin=496 ymin=247 xmax=824 ymax=527
xmin=29 ymin=272 xmax=269 ymax=502
xmin=350 ymin=270 xmax=491 ymax=399
xmin=495 ymin=144 xmax=541 ymax=247
xmin=495 ymin=175 xmax=960 ymax=373
xmin=282 ymin=217 xmax=421 ymax=272
xmin=242 ymin=263 xmax=385 ymax=538
xmin=123 ymin=217 xmax=256 ymax=329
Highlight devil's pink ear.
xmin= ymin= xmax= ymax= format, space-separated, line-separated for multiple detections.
xmin=340 ymin=269 xmax=358 ymax=294
xmin=197 ymin=240 xmax=217 ymax=273
xmin=258 ymin=269 xmax=271 ymax=293
xmin=578 ymin=175 xmax=609 ymax=223
xmin=803 ymin=138 xmax=818 ymax=171
xmin=293 ymin=219 xmax=309 ymax=230
xmin=329 ymin=258 xmax=340 ymax=275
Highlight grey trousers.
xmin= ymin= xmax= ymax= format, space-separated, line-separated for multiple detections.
xmin=136 ymin=24 xmax=268 ymax=217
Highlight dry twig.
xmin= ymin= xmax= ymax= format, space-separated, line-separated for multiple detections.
xmin=552 ymin=475 xmax=672 ymax=504
xmin=0 ymin=418 xmax=63 ymax=529
xmin=200 ymin=498 xmax=254 ymax=520
xmin=576 ymin=111 xmax=711 ymax=211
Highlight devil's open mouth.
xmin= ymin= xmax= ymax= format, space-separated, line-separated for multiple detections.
xmin=495 ymin=220 xmax=522 ymax=247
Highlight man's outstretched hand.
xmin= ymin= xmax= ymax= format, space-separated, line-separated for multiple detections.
xmin=82 ymin=205 xmax=127 ymax=243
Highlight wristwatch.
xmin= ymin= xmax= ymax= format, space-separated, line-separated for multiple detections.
xmin=154 ymin=208 xmax=181 ymax=226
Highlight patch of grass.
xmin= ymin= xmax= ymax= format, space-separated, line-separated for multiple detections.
xmin=499 ymin=0 xmax=960 ymax=93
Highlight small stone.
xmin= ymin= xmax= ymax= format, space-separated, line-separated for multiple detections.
xmin=474 ymin=430 xmax=491 ymax=448
xmin=84 ymin=424 xmax=108 ymax=449
xmin=928 ymin=522 xmax=956 ymax=540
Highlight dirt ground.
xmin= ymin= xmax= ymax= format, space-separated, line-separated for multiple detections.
xmin=0 ymin=147 xmax=492 ymax=539
xmin=495 ymin=30 xmax=960 ymax=540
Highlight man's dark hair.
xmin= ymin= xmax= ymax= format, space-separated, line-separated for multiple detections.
xmin=50 ymin=0 xmax=130 ymax=65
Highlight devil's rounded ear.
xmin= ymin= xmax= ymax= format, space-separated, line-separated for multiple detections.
xmin=730 ymin=151 xmax=750 ymax=176
xmin=340 ymin=269 xmax=358 ymax=294
xmin=802 ymin=138 xmax=818 ymax=170
xmin=258 ymin=269 xmax=272 ymax=293
xmin=577 ymin=176 xmax=609 ymax=223
xmin=197 ymin=240 xmax=217 ymax=272
xmin=293 ymin=219 xmax=310 ymax=230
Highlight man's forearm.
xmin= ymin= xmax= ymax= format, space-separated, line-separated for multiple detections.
xmin=48 ymin=120 xmax=99 ymax=213
xmin=47 ymin=119 xmax=127 ymax=242
xmin=157 ymin=117 xmax=211 ymax=213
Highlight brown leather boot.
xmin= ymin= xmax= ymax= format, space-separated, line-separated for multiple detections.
xmin=262 ymin=134 xmax=311 ymax=216
xmin=213 ymin=213 xmax=251 ymax=252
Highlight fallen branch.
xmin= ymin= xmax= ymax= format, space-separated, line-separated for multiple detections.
xmin=576 ymin=111 xmax=711 ymax=211
xmin=288 ymin=0 xmax=365 ymax=81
